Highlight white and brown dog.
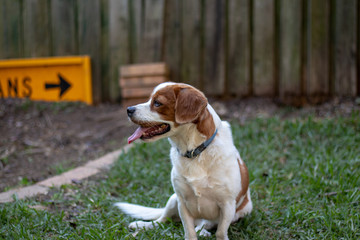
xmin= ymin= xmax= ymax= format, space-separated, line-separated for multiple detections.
xmin=115 ymin=82 xmax=252 ymax=240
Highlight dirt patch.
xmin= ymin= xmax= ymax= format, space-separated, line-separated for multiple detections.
xmin=1 ymin=97 xmax=359 ymax=192
xmin=0 ymin=99 xmax=136 ymax=192
xmin=214 ymin=97 xmax=359 ymax=122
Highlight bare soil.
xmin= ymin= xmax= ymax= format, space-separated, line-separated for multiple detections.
xmin=0 ymin=99 xmax=135 ymax=192
xmin=1 ymin=97 xmax=359 ymax=192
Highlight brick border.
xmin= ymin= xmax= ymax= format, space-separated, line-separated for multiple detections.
xmin=0 ymin=144 xmax=133 ymax=203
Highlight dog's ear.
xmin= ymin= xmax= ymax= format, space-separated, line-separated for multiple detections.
xmin=175 ymin=87 xmax=208 ymax=124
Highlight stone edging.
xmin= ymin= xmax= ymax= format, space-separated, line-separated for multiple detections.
xmin=0 ymin=144 xmax=133 ymax=203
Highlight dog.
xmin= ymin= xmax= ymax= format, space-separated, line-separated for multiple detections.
xmin=115 ymin=82 xmax=252 ymax=239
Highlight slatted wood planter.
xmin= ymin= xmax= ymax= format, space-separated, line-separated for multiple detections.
xmin=119 ymin=62 xmax=169 ymax=106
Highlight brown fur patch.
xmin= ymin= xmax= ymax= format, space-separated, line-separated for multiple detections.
xmin=150 ymin=84 xmax=216 ymax=138
xmin=195 ymin=108 xmax=215 ymax=139
xmin=236 ymin=195 xmax=249 ymax=212
xmin=150 ymin=86 xmax=177 ymax=123
xmin=235 ymin=158 xmax=249 ymax=210
xmin=174 ymin=87 xmax=208 ymax=124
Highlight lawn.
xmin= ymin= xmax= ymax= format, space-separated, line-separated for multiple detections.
xmin=1 ymin=113 xmax=359 ymax=239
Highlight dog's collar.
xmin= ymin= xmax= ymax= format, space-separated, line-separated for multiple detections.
xmin=181 ymin=129 xmax=218 ymax=159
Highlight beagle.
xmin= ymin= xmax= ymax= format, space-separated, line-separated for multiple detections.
xmin=115 ymin=82 xmax=252 ymax=239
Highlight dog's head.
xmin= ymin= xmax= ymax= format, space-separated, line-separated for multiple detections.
xmin=127 ymin=82 xmax=215 ymax=144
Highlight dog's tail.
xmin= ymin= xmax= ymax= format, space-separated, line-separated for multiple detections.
xmin=114 ymin=202 xmax=164 ymax=220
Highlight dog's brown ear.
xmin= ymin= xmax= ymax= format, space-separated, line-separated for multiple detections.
xmin=175 ymin=87 xmax=208 ymax=124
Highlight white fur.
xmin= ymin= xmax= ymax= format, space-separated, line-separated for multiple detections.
xmin=114 ymin=203 xmax=164 ymax=220
xmin=115 ymin=83 xmax=252 ymax=239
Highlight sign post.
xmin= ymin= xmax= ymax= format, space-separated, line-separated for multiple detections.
xmin=0 ymin=56 xmax=93 ymax=105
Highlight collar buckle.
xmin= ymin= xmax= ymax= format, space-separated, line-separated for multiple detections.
xmin=182 ymin=129 xmax=218 ymax=159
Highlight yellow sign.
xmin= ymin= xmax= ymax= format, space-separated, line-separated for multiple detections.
xmin=0 ymin=56 xmax=93 ymax=104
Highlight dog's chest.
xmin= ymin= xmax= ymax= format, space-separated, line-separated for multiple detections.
xmin=172 ymin=164 xmax=226 ymax=220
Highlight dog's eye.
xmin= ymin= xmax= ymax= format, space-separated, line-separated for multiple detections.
xmin=154 ymin=100 xmax=162 ymax=107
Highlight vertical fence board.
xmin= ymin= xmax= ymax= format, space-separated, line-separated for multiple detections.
xmin=100 ymin=0 xmax=110 ymax=101
xmin=308 ymin=0 xmax=330 ymax=101
xmin=109 ymin=0 xmax=129 ymax=100
xmin=253 ymin=0 xmax=275 ymax=96
xmin=78 ymin=0 xmax=102 ymax=103
xmin=136 ymin=0 xmax=164 ymax=63
xmin=130 ymin=0 xmax=142 ymax=63
xmin=358 ymin=0 xmax=360 ymax=96
xmin=51 ymin=0 xmax=77 ymax=56
xmin=333 ymin=0 xmax=357 ymax=97
xmin=300 ymin=0 xmax=310 ymax=103
xmin=279 ymin=0 xmax=302 ymax=103
xmin=181 ymin=0 xmax=202 ymax=88
xmin=203 ymin=0 xmax=226 ymax=96
xmin=23 ymin=0 xmax=51 ymax=57
xmin=227 ymin=0 xmax=250 ymax=96
xmin=0 ymin=0 xmax=23 ymax=58
xmin=163 ymin=0 xmax=182 ymax=83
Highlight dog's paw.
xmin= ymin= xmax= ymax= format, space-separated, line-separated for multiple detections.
xmin=128 ymin=220 xmax=158 ymax=230
xmin=195 ymin=226 xmax=211 ymax=237
xmin=215 ymin=233 xmax=229 ymax=240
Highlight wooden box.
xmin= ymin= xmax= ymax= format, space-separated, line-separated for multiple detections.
xmin=119 ymin=63 xmax=169 ymax=107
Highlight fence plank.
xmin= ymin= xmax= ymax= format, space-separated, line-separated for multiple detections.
xmin=308 ymin=0 xmax=330 ymax=101
xmin=23 ymin=0 xmax=51 ymax=57
xmin=0 ymin=0 xmax=23 ymax=58
xmin=78 ymin=0 xmax=102 ymax=103
xmin=279 ymin=0 xmax=302 ymax=103
xmin=109 ymin=0 xmax=129 ymax=101
xmin=100 ymin=0 xmax=110 ymax=101
xmin=227 ymin=0 xmax=250 ymax=96
xmin=127 ymin=0 xmax=137 ymax=63
xmin=358 ymin=0 xmax=360 ymax=96
xmin=51 ymin=0 xmax=77 ymax=56
xmin=163 ymin=0 xmax=182 ymax=83
xmin=253 ymin=0 xmax=275 ymax=96
xmin=203 ymin=0 xmax=226 ymax=96
xmin=181 ymin=0 xmax=202 ymax=88
xmin=333 ymin=0 xmax=357 ymax=97
xmin=136 ymin=0 xmax=165 ymax=63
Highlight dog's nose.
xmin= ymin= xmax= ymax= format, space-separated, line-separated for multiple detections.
xmin=127 ymin=106 xmax=136 ymax=117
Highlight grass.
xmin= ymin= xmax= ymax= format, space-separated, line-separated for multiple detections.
xmin=50 ymin=162 xmax=75 ymax=175
xmin=1 ymin=114 xmax=359 ymax=239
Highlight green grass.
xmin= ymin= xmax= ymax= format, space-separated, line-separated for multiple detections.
xmin=50 ymin=162 xmax=75 ymax=175
xmin=1 ymin=114 xmax=359 ymax=239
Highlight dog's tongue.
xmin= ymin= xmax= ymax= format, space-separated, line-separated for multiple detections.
xmin=128 ymin=127 xmax=148 ymax=144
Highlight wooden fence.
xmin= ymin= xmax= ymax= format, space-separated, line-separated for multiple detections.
xmin=0 ymin=0 xmax=359 ymax=104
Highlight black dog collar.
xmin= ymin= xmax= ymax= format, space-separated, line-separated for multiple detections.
xmin=182 ymin=129 xmax=218 ymax=159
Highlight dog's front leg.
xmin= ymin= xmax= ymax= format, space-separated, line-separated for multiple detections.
xmin=216 ymin=201 xmax=235 ymax=240
xmin=178 ymin=200 xmax=197 ymax=240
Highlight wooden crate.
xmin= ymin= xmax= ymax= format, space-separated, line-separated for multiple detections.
xmin=119 ymin=63 xmax=169 ymax=107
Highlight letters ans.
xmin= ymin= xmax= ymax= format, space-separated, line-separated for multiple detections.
xmin=0 ymin=77 xmax=32 ymax=98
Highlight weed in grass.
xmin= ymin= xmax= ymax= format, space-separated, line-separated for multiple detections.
xmin=18 ymin=177 xmax=33 ymax=187
xmin=0 ymin=157 xmax=9 ymax=166
xmin=49 ymin=101 xmax=85 ymax=114
xmin=16 ymin=98 xmax=33 ymax=111
xmin=50 ymin=163 xmax=74 ymax=175
xmin=0 ymin=115 xmax=359 ymax=239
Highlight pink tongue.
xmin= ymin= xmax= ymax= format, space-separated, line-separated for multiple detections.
xmin=128 ymin=127 xmax=149 ymax=144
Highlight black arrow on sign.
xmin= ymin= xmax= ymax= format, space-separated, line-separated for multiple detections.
xmin=45 ymin=73 xmax=72 ymax=98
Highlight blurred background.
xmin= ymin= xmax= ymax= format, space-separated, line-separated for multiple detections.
xmin=1 ymin=0 xmax=359 ymax=105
